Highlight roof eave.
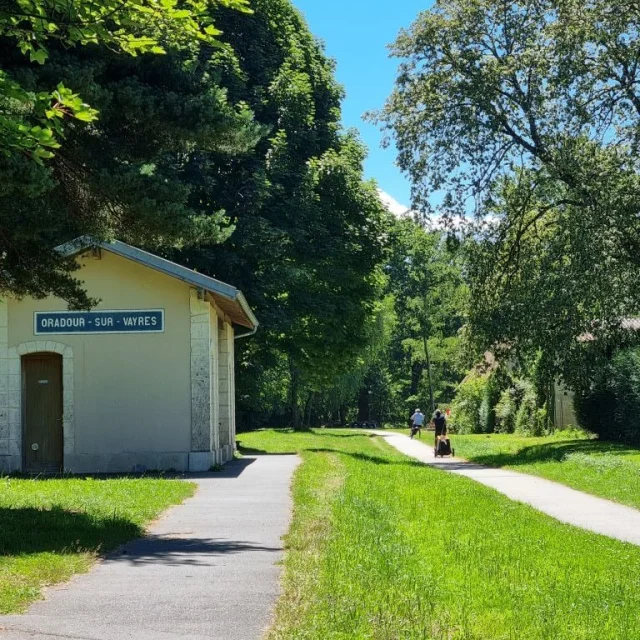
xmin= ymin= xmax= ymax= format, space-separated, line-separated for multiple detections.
xmin=56 ymin=237 xmax=258 ymax=331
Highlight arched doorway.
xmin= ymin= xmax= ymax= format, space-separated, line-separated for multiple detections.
xmin=22 ymin=352 xmax=63 ymax=472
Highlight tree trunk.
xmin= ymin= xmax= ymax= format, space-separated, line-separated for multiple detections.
xmin=423 ymin=333 xmax=435 ymax=414
xmin=410 ymin=360 xmax=422 ymax=396
xmin=304 ymin=392 xmax=314 ymax=427
xmin=290 ymin=360 xmax=301 ymax=430
xmin=357 ymin=386 xmax=370 ymax=421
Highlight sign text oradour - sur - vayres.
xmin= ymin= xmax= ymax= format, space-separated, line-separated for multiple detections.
xmin=35 ymin=310 xmax=165 ymax=335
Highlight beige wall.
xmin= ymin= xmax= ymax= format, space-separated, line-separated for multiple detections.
xmin=7 ymin=251 xmax=192 ymax=468
xmin=554 ymin=381 xmax=578 ymax=429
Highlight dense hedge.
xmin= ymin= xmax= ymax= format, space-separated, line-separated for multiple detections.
xmin=574 ymin=347 xmax=640 ymax=445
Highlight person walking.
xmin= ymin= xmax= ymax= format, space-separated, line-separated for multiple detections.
xmin=432 ymin=409 xmax=447 ymax=448
xmin=410 ymin=408 xmax=425 ymax=439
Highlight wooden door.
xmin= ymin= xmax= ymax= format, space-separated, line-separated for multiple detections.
xmin=22 ymin=353 xmax=63 ymax=472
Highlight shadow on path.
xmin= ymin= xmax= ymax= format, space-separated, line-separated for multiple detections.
xmin=188 ymin=457 xmax=257 ymax=479
xmin=113 ymin=535 xmax=281 ymax=567
xmin=426 ymin=461 xmax=489 ymax=472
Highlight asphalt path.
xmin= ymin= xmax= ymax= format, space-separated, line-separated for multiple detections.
xmin=372 ymin=430 xmax=640 ymax=546
xmin=0 ymin=455 xmax=300 ymax=640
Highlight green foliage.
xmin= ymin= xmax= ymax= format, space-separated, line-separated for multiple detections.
xmin=0 ymin=0 xmax=250 ymax=160
xmin=514 ymin=382 xmax=548 ymax=437
xmin=575 ymin=346 xmax=640 ymax=445
xmin=452 ymin=355 xmax=551 ymax=436
xmin=382 ymin=219 xmax=468 ymax=421
xmin=450 ymin=372 xmax=489 ymax=434
xmin=495 ymin=388 xmax=517 ymax=434
xmin=161 ymin=0 xmax=389 ymax=429
xmin=481 ymin=372 xmax=500 ymax=433
xmin=375 ymin=0 xmax=640 ymax=392
xmin=0 ymin=0 xmax=259 ymax=305
xmin=0 ymin=30 xmax=264 ymax=305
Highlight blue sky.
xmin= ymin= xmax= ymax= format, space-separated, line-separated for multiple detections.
xmin=294 ymin=0 xmax=432 ymax=212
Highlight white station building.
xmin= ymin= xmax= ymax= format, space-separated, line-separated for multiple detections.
xmin=0 ymin=238 xmax=258 ymax=474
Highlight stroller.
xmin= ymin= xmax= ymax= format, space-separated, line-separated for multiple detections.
xmin=434 ymin=434 xmax=455 ymax=458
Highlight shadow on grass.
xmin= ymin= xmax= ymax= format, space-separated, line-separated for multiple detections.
xmin=239 ymin=446 xmax=289 ymax=455
xmin=307 ymin=448 xmax=422 ymax=468
xmin=238 ymin=429 xmax=377 ymax=457
xmin=5 ymin=459 xmax=257 ymax=481
xmin=0 ymin=507 xmax=141 ymax=556
xmin=0 ymin=504 xmax=279 ymax=566
xmin=465 ymin=438 xmax=638 ymax=469
xmin=239 ymin=443 xmax=424 ymax=469
xmin=315 ymin=431 xmax=378 ymax=438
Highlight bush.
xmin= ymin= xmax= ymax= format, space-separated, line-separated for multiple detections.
xmin=452 ymin=362 xmax=551 ymax=437
xmin=574 ymin=377 xmax=613 ymax=437
xmin=494 ymin=388 xmax=517 ymax=433
xmin=514 ymin=386 xmax=535 ymax=435
xmin=514 ymin=381 xmax=548 ymax=436
xmin=480 ymin=374 xmax=501 ymax=433
xmin=478 ymin=395 xmax=491 ymax=434
xmin=450 ymin=372 xmax=489 ymax=434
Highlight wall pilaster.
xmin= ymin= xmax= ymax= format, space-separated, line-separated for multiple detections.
xmin=0 ymin=300 xmax=9 ymax=462
xmin=189 ymin=289 xmax=212 ymax=454
xmin=210 ymin=307 xmax=220 ymax=457
xmin=218 ymin=321 xmax=235 ymax=459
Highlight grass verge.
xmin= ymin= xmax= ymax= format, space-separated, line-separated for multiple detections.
xmin=0 ymin=476 xmax=194 ymax=614
xmin=240 ymin=428 xmax=640 ymax=640
xmin=453 ymin=432 xmax=640 ymax=509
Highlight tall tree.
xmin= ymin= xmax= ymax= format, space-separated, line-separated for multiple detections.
xmin=1 ymin=0 xmax=249 ymax=160
xmin=0 ymin=3 xmax=262 ymax=307
xmin=375 ymin=0 xmax=640 ymax=387
xmin=175 ymin=0 xmax=388 ymax=429
xmin=385 ymin=219 xmax=467 ymax=415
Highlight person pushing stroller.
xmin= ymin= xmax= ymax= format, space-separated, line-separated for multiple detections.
xmin=432 ymin=409 xmax=447 ymax=447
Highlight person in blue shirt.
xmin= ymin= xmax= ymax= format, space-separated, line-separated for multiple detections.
xmin=410 ymin=408 xmax=425 ymax=439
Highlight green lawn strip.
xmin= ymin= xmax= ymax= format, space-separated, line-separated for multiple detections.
xmin=0 ymin=476 xmax=195 ymax=614
xmin=239 ymin=429 xmax=640 ymax=640
xmin=453 ymin=433 xmax=640 ymax=510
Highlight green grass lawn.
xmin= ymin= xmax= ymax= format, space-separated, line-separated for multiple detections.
xmin=239 ymin=428 xmax=640 ymax=640
xmin=453 ymin=432 xmax=640 ymax=510
xmin=0 ymin=476 xmax=194 ymax=614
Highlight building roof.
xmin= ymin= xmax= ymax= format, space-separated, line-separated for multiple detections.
xmin=57 ymin=237 xmax=258 ymax=333
xmin=577 ymin=318 xmax=640 ymax=343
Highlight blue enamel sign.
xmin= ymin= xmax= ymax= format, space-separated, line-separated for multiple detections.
xmin=35 ymin=309 xmax=164 ymax=335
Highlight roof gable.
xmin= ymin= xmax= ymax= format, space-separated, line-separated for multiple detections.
xmin=57 ymin=237 xmax=258 ymax=331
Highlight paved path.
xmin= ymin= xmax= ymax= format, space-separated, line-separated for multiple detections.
xmin=372 ymin=430 xmax=640 ymax=546
xmin=0 ymin=455 xmax=300 ymax=640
